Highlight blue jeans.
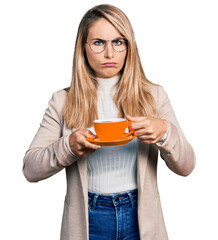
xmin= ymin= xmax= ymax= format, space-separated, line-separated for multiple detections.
xmin=88 ymin=189 xmax=140 ymax=240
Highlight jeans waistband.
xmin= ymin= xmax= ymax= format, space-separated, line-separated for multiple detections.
xmin=88 ymin=189 xmax=138 ymax=210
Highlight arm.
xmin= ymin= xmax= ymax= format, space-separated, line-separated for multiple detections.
xmin=155 ymin=85 xmax=196 ymax=176
xmin=22 ymin=91 xmax=77 ymax=182
xmin=128 ymin=85 xmax=196 ymax=176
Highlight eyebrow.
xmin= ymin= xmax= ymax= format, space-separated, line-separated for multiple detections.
xmin=90 ymin=37 xmax=123 ymax=41
xmin=90 ymin=38 xmax=105 ymax=41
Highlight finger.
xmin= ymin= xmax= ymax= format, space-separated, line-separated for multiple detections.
xmin=70 ymin=133 xmax=100 ymax=154
xmin=83 ymin=149 xmax=96 ymax=158
xmin=140 ymin=139 xmax=156 ymax=145
xmin=126 ymin=115 xmax=145 ymax=122
xmin=79 ymin=129 xmax=97 ymax=139
xmin=86 ymin=130 xmax=97 ymax=139
xmin=134 ymin=128 xmax=153 ymax=137
xmin=76 ymin=148 xmax=96 ymax=158
xmin=137 ymin=136 xmax=156 ymax=145
xmin=137 ymin=134 xmax=155 ymax=141
xmin=126 ymin=116 xmax=145 ymax=131
xmin=131 ymin=120 xmax=149 ymax=131
xmin=74 ymin=141 xmax=100 ymax=156
xmin=83 ymin=139 xmax=101 ymax=150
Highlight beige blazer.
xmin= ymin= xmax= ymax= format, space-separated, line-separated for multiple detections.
xmin=23 ymin=85 xmax=196 ymax=240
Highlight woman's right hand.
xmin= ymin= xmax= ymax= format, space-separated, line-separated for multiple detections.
xmin=68 ymin=129 xmax=101 ymax=158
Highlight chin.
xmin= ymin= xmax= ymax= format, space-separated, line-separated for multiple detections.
xmin=96 ymin=71 xmax=120 ymax=79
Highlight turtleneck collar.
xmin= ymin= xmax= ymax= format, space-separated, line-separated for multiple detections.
xmin=97 ymin=75 xmax=120 ymax=93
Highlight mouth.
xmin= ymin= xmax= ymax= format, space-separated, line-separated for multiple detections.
xmin=103 ymin=62 xmax=117 ymax=67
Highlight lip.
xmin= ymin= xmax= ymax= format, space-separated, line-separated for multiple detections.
xmin=103 ymin=62 xmax=117 ymax=67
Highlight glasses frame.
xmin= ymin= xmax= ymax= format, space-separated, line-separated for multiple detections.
xmin=86 ymin=37 xmax=128 ymax=54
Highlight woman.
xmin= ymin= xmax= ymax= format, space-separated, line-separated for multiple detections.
xmin=23 ymin=4 xmax=196 ymax=240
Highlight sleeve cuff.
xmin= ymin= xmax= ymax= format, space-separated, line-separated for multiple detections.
xmin=65 ymin=134 xmax=77 ymax=156
xmin=157 ymin=126 xmax=168 ymax=145
xmin=53 ymin=136 xmax=79 ymax=167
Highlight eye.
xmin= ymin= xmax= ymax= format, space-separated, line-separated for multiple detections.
xmin=113 ymin=40 xmax=122 ymax=46
xmin=93 ymin=40 xmax=104 ymax=46
xmin=113 ymin=39 xmax=122 ymax=46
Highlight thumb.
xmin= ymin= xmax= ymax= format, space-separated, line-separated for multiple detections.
xmin=126 ymin=115 xmax=134 ymax=121
xmin=86 ymin=130 xmax=97 ymax=139
xmin=126 ymin=115 xmax=137 ymax=131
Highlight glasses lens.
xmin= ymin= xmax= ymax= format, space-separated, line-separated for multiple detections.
xmin=112 ymin=38 xmax=127 ymax=52
xmin=89 ymin=39 xmax=105 ymax=53
xmin=88 ymin=38 xmax=128 ymax=53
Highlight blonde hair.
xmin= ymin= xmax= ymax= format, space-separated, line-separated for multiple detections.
xmin=63 ymin=4 xmax=157 ymax=128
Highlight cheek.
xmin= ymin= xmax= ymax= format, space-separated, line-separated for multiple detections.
xmin=118 ymin=52 xmax=127 ymax=67
xmin=86 ymin=50 xmax=99 ymax=70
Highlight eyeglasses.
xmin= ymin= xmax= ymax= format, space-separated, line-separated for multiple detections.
xmin=86 ymin=37 xmax=128 ymax=54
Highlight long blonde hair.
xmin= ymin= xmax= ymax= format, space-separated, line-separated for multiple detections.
xmin=63 ymin=4 xmax=156 ymax=128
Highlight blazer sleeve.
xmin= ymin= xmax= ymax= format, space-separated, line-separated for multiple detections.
xmin=155 ymin=85 xmax=196 ymax=176
xmin=23 ymin=91 xmax=78 ymax=182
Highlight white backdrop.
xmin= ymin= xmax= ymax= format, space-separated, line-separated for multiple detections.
xmin=0 ymin=0 xmax=218 ymax=239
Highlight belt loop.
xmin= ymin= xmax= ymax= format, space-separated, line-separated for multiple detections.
xmin=90 ymin=194 xmax=99 ymax=210
xmin=127 ymin=191 xmax=136 ymax=208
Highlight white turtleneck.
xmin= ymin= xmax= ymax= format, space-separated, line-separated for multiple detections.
xmin=87 ymin=76 xmax=138 ymax=194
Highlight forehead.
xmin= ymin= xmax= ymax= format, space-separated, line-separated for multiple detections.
xmin=87 ymin=18 xmax=122 ymax=40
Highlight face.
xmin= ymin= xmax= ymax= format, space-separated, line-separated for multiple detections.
xmin=85 ymin=18 xmax=127 ymax=78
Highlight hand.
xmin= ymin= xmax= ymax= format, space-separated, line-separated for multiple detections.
xmin=69 ymin=129 xmax=101 ymax=158
xmin=126 ymin=115 xmax=168 ymax=145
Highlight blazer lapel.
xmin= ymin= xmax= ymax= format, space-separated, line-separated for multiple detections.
xmin=71 ymin=128 xmax=88 ymax=202
xmin=137 ymin=140 xmax=149 ymax=193
xmin=77 ymin=157 xmax=89 ymax=235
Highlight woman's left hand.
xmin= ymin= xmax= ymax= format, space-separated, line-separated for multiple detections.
xmin=126 ymin=115 xmax=168 ymax=144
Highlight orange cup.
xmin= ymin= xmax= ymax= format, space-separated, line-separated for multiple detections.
xmin=93 ymin=118 xmax=134 ymax=141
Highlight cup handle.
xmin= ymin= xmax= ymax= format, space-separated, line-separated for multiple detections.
xmin=122 ymin=129 xmax=134 ymax=139
xmin=122 ymin=120 xmax=134 ymax=138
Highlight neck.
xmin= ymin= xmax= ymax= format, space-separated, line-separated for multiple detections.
xmin=97 ymin=75 xmax=120 ymax=93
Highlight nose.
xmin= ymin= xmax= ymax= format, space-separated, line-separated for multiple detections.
xmin=104 ymin=41 xmax=114 ymax=59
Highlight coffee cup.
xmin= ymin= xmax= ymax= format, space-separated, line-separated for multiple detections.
xmin=93 ymin=118 xmax=134 ymax=141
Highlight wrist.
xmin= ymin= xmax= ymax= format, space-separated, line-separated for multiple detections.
xmin=65 ymin=135 xmax=76 ymax=156
xmin=157 ymin=121 xmax=168 ymax=145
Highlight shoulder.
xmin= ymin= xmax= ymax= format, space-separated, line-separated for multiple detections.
xmin=52 ymin=88 xmax=68 ymax=99
xmin=147 ymin=84 xmax=168 ymax=100
xmin=147 ymin=84 xmax=171 ymax=116
xmin=48 ymin=88 xmax=68 ymax=117
xmin=51 ymin=88 xmax=68 ymax=104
